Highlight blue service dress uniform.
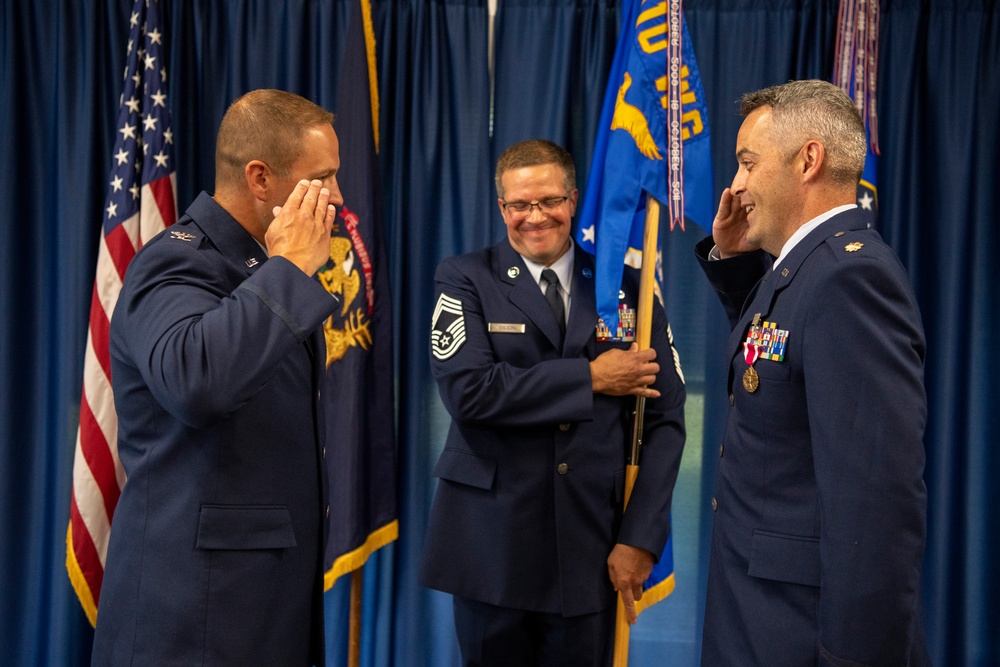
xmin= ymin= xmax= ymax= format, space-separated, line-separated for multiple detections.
xmin=697 ymin=207 xmax=930 ymax=666
xmin=92 ymin=193 xmax=335 ymax=666
xmin=419 ymin=239 xmax=686 ymax=621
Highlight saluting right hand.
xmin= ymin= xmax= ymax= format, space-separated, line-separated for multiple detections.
xmin=265 ymin=179 xmax=337 ymax=276
xmin=712 ymin=187 xmax=756 ymax=258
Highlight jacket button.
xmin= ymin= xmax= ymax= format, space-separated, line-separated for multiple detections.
xmin=557 ymin=463 xmax=569 ymax=475
xmin=322 ymin=446 xmax=327 ymax=459
xmin=711 ymin=497 xmax=718 ymax=512
xmin=729 ymin=393 xmax=734 ymax=406
xmin=326 ymin=505 xmax=331 ymax=518
xmin=558 ymin=423 xmax=571 ymax=431
xmin=719 ymin=444 xmax=724 ymax=458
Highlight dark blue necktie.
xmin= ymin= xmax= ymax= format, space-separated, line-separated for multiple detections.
xmin=541 ymin=268 xmax=565 ymax=338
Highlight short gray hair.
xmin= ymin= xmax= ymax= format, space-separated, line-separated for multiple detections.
xmin=739 ymin=80 xmax=867 ymax=186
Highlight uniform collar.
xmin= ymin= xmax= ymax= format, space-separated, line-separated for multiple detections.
xmin=773 ymin=203 xmax=857 ymax=268
xmin=185 ymin=192 xmax=269 ymax=273
xmin=518 ymin=240 xmax=575 ymax=293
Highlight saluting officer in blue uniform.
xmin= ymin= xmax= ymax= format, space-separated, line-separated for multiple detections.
xmin=697 ymin=80 xmax=930 ymax=666
xmin=420 ymin=140 xmax=687 ymax=666
xmin=93 ymin=90 xmax=342 ymax=665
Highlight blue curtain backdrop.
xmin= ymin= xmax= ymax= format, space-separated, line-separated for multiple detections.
xmin=1 ymin=0 xmax=997 ymax=666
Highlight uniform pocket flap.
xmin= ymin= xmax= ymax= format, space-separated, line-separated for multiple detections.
xmin=747 ymin=529 xmax=820 ymax=587
xmin=432 ymin=448 xmax=497 ymax=491
xmin=196 ymin=504 xmax=297 ymax=550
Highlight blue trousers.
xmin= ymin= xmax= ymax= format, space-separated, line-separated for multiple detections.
xmin=453 ymin=596 xmax=615 ymax=667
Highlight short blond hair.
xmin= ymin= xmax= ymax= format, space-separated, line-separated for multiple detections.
xmin=215 ymin=89 xmax=335 ymax=190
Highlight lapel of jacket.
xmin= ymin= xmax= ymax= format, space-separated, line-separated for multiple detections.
xmin=186 ymin=192 xmax=268 ymax=275
xmin=497 ymin=238 xmax=564 ymax=351
xmin=726 ymin=208 xmax=870 ymax=364
xmin=563 ymin=246 xmax=597 ymax=358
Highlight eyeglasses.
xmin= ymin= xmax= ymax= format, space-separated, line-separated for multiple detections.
xmin=501 ymin=194 xmax=570 ymax=215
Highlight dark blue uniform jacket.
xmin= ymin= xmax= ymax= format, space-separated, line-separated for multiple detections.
xmin=698 ymin=208 xmax=930 ymax=667
xmin=93 ymin=193 xmax=336 ymax=666
xmin=420 ymin=239 xmax=686 ymax=617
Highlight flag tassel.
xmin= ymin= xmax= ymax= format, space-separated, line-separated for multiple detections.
xmin=613 ymin=195 xmax=660 ymax=666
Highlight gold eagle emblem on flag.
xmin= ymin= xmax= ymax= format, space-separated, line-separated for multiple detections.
xmin=318 ymin=235 xmax=372 ymax=366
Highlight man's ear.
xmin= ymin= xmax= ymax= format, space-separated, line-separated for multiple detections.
xmin=799 ymin=140 xmax=825 ymax=183
xmin=245 ymin=160 xmax=271 ymax=201
xmin=567 ymin=187 xmax=579 ymax=217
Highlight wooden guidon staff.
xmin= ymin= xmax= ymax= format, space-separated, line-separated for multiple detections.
xmin=612 ymin=196 xmax=660 ymax=666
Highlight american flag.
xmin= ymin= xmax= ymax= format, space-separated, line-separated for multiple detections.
xmin=66 ymin=0 xmax=176 ymax=626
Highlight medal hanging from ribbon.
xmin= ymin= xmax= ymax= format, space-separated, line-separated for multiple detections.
xmin=742 ymin=340 xmax=760 ymax=393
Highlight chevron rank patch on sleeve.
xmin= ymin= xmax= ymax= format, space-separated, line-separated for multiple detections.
xmin=431 ymin=293 xmax=466 ymax=360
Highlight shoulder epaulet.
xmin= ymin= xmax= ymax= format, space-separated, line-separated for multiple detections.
xmin=827 ymin=229 xmax=867 ymax=256
xmin=165 ymin=228 xmax=200 ymax=243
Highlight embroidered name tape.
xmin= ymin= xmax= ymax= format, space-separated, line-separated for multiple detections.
xmin=488 ymin=323 xmax=525 ymax=333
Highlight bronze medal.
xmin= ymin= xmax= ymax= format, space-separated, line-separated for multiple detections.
xmin=742 ymin=366 xmax=759 ymax=393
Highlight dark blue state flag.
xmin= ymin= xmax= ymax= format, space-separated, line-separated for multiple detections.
xmin=574 ymin=0 xmax=714 ymax=614
xmin=319 ymin=0 xmax=397 ymax=588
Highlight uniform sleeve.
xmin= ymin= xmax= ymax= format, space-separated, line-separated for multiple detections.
xmin=112 ymin=241 xmax=337 ymax=429
xmin=695 ymin=235 xmax=772 ymax=327
xmin=429 ymin=258 xmax=594 ymax=428
xmin=803 ymin=252 xmax=927 ymax=663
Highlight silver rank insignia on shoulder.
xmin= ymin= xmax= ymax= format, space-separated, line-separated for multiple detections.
xmin=169 ymin=230 xmax=195 ymax=242
xmin=431 ymin=293 xmax=466 ymax=360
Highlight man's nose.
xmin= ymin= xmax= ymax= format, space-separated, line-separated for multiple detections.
xmin=730 ymin=171 xmax=746 ymax=197
xmin=326 ymin=178 xmax=345 ymax=206
xmin=526 ymin=203 xmax=547 ymax=221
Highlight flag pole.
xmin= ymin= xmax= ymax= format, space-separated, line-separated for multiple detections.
xmin=348 ymin=568 xmax=363 ymax=667
xmin=613 ymin=194 xmax=661 ymax=666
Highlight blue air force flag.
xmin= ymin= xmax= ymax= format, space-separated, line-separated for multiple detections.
xmin=575 ymin=0 xmax=713 ymax=613
xmin=576 ymin=0 xmax=713 ymax=337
